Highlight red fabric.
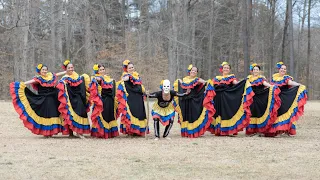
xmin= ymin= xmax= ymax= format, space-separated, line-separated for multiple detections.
xmin=57 ymin=82 xmax=90 ymax=135
xmin=10 ymin=82 xmax=61 ymax=136
xmin=181 ymin=88 xmax=216 ymax=138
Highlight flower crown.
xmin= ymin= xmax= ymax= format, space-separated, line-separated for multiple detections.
xmin=250 ymin=63 xmax=258 ymax=72
xmin=160 ymin=80 xmax=164 ymax=90
xmin=219 ymin=61 xmax=229 ymax=73
xmin=93 ymin=64 xmax=99 ymax=74
xmin=187 ymin=64 xmax=193 ymax=74
xmin=123 ymin=59 xmax=131 ymax=72
xmin=62 ymin=60 xmax=71 ymax=70
xmin=36 ymin=63 xmax=43 ymax=74
xmin=276 ymin=62 xmax=284 ymax=69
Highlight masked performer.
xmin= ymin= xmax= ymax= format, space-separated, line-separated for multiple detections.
xmin=246 ymin=63 xmax=281 ymax=136
xmin=57 ymin=60 xmax=90 ymax=138
xmin=89 ymin=64 xmax=119 ymax=139
xmin=266 ymin=62 xmax=307 ymax=136
xmin=10 ymin=64 xmax=65 ymax=137
xmin=116 ymin=60 xmax=148 ymax=136
xmin=148 ymin=79 xmax=189 ymax=140
xmin=173 ymin=64 xmax=215 ymax=138
xmin=208 ymin=62 xmax=254 ymax=136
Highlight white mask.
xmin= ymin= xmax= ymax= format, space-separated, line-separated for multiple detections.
xmin=162 ymin=79 xmax=171 ymax=94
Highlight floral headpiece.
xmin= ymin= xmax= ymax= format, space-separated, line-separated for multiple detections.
xmin=123 ymin=59 xmax=131 ymax=72
xmin=93 ymin=64 xmax=99 ymax=74
xmin=36 ymin=63 xmax=44 ymax=74
xmin=276 ymin=62 xmax=284 ymax=69
xmin=160 ymin=80 xmax=164 ymax=90
xmin=250 ymin=63 xmax=258 ymax=72
xmin=219 ymin=61 xmax=229 ymax=73
xmin=62 ymin=59 xmax=71 ymax=70
xmin=187 ymin=64 xmax=193 ymax=74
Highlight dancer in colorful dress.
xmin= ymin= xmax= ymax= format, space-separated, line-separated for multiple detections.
xmin=148 ymin=79 xmax=189 ymax=140
xmin=246 ymin=63 xmax=281 ymax=136
xmin=116 ymin=60 xmax=148 ymax=136
xmin=174 ymin=64 xmax=216 ymax=138
xmin=10 ymin=64 xmax=65 ymax=137
xmin=56 ymin=60 xmax=90 ymax=138
xmin=266 ymin=62 xmax=307 ymax=136
xmin=208 ymin=62 xmax=254 ymax=136
xmin=89 ymin=64 xmax=119 ymax=139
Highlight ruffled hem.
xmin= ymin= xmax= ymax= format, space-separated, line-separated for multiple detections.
xmin=91 ymin=130 xmax=119 ymax=139
xmin=89 ymin=79 xmax=119 ymax=139
xmin=91 ymin=119 xmax=119 ymax=139
xmin=246 ymin=86 xmax=281 ymax=134
xmin=151 ymin=101 xmax=176 ymax=126
xmin=175 ymin=79 xmax=216 ymax=138
xmin=267 ymin=86 xmax=307 ymax=135
xmin=152 ymin=111 xmax=175 ymax=126
xmin=116 ymin=82 xmax=149 ymax=136
xmin=213 ymin=75 xmax=236 ymax=85
xmin=57 ymin=81 xmax=90 ymax=135
xmin=60 ymin=74 xmax=83 ymax=87
xmin=271 ymin=74 xmax=293 ymax=86
xmin=10 ymin=82 xmax=63 ymax=136
xmin=208 ymin=80 xmax=254 ymax=136
xmin=181 ymin=77 xmax=199 ymax=89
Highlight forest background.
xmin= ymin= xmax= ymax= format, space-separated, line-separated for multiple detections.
xmin=0 ymin=0 xmax=320 ymax=99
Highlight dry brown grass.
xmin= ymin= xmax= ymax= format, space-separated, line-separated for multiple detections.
xmin=0 ymin=101 xmax=320 ymax=180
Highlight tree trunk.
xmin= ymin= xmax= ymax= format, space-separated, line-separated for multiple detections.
xmin=269 ymin=0 xmax=276 ymax=78
xmin=84 ymin=2 xmax=93 ymax=73
xmin=50 ymin=0 xmax=56 ymax=70
xmin=208 ymin=0 xmax=215 ymax=77
xmin=296 ymin=0 xmax=307 ymax=81
xmin=242 ymin=0 xmax=249 ymax=78
xmin=281 ymin=1 xmax=289 ymax=62
xmin=56 ymin=0 xmax=63 ymax=71
xmin=306 ymin=0 xmax=311 ymax=98
xmin=168 ymin=0 xmax=178 ymax=82
xmin=288 ymin=0 xmax=295 ymax=78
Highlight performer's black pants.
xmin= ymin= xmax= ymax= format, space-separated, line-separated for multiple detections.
xmin=154 ymin=118 xmax=173 ymax=138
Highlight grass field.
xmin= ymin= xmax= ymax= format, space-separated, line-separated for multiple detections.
xmin=0 ymin=101 xmax=319 ymax=180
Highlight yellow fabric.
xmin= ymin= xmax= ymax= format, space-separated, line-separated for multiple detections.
xmin=61 ymin=82 xmax=90 ymax=126
xmin=152 ymin=101 xmax=175 ymax=116
xmin=182 ymin=76 xmax=198 ymax=84
xmin=173 ymin=80 xmax=183 ymax=121
xmin=95 ymin=75 xmax=117 ymax=121
xmin=120 ymin=81 xmax=148 ymax=128
xmin=91 ymin=118 xmax=118 ymax=129
xmin=275 ymin=85 xmax=306 ymax=123
xmin=180 ymin=107 xmax=209 ymax=129
xmin=173 ymin=79 xmax=213 ymax=129
xmin=272 ymin=73 xmax=293 ymax=81
xmin=36 ymin=72 xmax=54 ymax=81
xmin=62 ymin=71 xmax=80 ymax=80
xmin=249 ymin=85 xmax=273 ymax=125
xmin=247 ymin=75 xmax=265 ymax=82
xmin=211 ymin=80 xmax=252 ymax=127
xmin=141 ymin=85 xmax=146 ymax=93
xmin=94 ymin=74 xmax=113 ymax=83
xmin=121 ymin=71 xmax=140 ymax=80
xmin=17 ymin=83 xmax=63 ymax=126
xmin=215 ymin=74 xmax=236 ymax=80
xmin=82 ymin=73 xmax=90 ymax=103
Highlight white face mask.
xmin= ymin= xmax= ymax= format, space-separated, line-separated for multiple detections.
xmin=162 ymin=79 xmax=171 ymax=94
